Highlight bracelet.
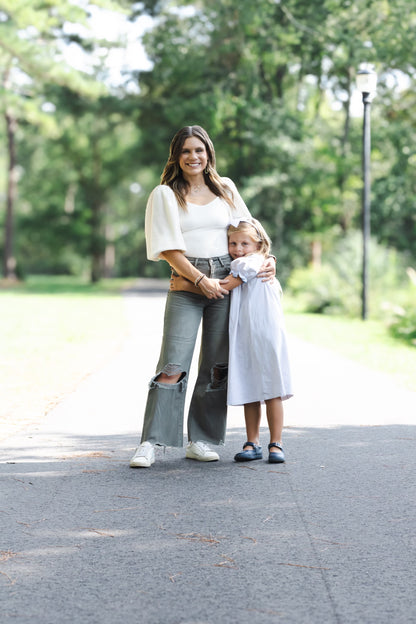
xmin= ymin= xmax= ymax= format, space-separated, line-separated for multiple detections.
xmin=195 ymin=273 xmax=206 ymax=287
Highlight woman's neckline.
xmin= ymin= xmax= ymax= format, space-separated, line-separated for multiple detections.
xmin=186 ymin=197 xmax=220 ymax=207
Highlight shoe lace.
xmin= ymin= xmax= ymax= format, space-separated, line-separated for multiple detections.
xmin=136 ymin=442 xmax=153 ymax=457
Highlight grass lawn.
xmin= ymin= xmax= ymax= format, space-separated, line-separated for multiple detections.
xmin=1 ymin=276 xmax=414 ymax=440
xmin=284 ymin=304 xmax=416 ymax=393
xmin=0 ymin=276 xmax=136 ymax=439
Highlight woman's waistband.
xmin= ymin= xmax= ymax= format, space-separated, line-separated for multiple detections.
xmin=176 ymin=254 xmax=231 ymax=278
xmin=185 ymin=254 xmax=231 ymax=264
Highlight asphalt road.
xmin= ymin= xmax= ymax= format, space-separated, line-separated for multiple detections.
xmin=1 ymin=282 xmax=415 ymax=624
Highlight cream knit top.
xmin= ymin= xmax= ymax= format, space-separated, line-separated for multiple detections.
xmin=145 ymin=177 xmax=251 ymax=261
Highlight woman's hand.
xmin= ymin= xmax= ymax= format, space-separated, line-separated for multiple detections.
xmin=169 ymin=274 xmax=229 ymax=299
xmin=199 ymin=276 xmax=229 ymax=299
xmin=257 ymin=256 xmax=276 ymax=283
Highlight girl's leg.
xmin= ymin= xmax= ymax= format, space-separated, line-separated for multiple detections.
xmin=243 ymin=402 xmax=261 ymax=448
xmin=265 ymin=397 xmax=284 ymax=452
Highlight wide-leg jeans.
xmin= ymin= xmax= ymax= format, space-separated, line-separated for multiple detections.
xmin=140 ymin=255 xmax=231 ymax=447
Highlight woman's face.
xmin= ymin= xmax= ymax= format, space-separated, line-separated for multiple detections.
xmin=178 ymin=136 xmax=208 ymax=178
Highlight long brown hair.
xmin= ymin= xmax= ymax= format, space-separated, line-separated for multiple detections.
xmin=161 ymin=125 xmax=235 ymax=210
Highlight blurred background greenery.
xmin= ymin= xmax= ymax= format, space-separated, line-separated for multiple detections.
xmin=1 ymin=0 xmax=415 ymax=344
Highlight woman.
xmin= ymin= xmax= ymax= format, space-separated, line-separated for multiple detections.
xmin=130 ymin=125 xmax=275 ymax=468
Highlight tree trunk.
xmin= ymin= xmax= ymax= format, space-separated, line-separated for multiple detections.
xmin=104 ymin=223 xmax=115 ymax=278
xmin=3 ymin=110 xmax=18 ymax=279
xmin=338 ymin=64 xmax=353 ymax=233
xmin=311 ymin=239 xmax=322 ymax=269
xmin=89 ymin=140 xmax=104 ymax=283
xmin=90 ymin=200 xmax=102 ymax=283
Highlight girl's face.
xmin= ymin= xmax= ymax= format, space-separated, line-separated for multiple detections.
xmin=178 ymin=137 xmax=208 ymax=178
xmin=228 ymin=231 xmax=260 ymax=259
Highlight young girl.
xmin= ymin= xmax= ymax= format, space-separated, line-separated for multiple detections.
xmin=225 ymin=218 xmax=293 ymax=463
xmin=170 ymin=217 xmax=293 ymax=463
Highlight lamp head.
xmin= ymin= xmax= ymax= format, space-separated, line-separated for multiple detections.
xmin=356 ymin=68 xmax=377 ymax=96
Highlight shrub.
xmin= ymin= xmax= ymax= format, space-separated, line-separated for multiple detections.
xmin=287 ymin=264 xmax=358 ymax=315
xmin=384 ymin=268 xmax=416 ymax=346
xmin=287 ymin=231 xmax=408 ymax=318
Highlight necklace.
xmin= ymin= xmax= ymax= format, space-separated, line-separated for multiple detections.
xmin=189 ymin=183 xmax=204 ymax=195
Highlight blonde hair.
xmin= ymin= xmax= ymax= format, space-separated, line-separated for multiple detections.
xmin=227 ymin=218 xmax=271 ymax=256
xmin=161 ymin=125 xmax=235 ymax=210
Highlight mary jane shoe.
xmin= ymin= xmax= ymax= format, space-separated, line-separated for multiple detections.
xmin=268 ymin=442 xmax=285 ymax=463
xmin=234 ymin=442 xmax=263 ymax=462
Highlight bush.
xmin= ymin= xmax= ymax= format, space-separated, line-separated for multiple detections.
xmin=287 ymin=264 xmax=358 ymax=315
xmin=287 ymin=231 xmax=408 ymax=317
xmin=384 ymin=268 xmax=416 ymax=346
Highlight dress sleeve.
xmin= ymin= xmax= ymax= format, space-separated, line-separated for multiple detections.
xmin=145 ymin=185 xmax=186 ymax=261
xmin=230 ymin=255 xmax=263 ymax=282
xmin=221 ymin=177 xmax=251 ymax=218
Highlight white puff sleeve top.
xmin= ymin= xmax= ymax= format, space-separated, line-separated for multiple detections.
xmin=145 ymin=177 xmax=251 ymax=261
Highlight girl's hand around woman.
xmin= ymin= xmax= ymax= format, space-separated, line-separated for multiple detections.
xmin=170 ymin=275 xmax=199 ymax=295
xmin=257 ymin=257 xmax=276 ymax=283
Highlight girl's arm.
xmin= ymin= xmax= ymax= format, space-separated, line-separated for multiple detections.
xmin=169 ymin=254 xmax=272 ymax=294
xmin=170 ymin=273 xmax=242 ymax=295
xmin=219 ymin=274 xmax=242 ymax=291
xmin=161 ymin=250 xmax=229 ymax=299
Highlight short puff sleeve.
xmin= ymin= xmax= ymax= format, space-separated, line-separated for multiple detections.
xmin=145 ymin=185 xmax=186 ymax=261
xmin=230 ymin=254 xmax=264 ymax=282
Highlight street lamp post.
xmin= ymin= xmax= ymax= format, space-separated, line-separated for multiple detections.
xmin=356 ymin=68 xmax=377 ymax=320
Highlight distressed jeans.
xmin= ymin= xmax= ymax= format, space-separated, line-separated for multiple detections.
xmin=141 ymin=254 xmax=231 ymax=447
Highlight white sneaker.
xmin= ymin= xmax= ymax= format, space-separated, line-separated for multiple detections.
xmin=130 ymin=442 xmax=155 ymax=468
xmin=186 ymin=441 xmax=219 ymax=462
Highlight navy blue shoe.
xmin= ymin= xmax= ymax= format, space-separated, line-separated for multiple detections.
xmin=268 ymin=442 xmax=285 ymax=463
xmin=234 ymin=442 xmax=262 ymax=462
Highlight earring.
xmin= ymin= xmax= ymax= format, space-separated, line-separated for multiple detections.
xmin=205 ymin=165 xmax=210 ymax=174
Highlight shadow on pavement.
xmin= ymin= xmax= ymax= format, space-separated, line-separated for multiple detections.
xmin=1 ymin=425 xmax=415 ymax=624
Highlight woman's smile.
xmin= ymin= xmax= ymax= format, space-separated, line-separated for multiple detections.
xmin=179 ymin=136 xmax=208 ymax=176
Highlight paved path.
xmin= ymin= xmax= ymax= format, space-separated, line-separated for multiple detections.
xmin=1 ymin=283 xmax=415 ymax=624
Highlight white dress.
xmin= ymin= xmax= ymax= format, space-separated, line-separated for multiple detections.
xmin=227 ymin=253 xmax=293 ymax=406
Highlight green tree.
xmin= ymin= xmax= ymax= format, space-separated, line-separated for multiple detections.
xmin=133 ymin=0 xmax=416 ymax=277
xmin=0 ymin=0 xmax=127 ymax=279
xmin=17 ymin=88 xmax=142 ymax=281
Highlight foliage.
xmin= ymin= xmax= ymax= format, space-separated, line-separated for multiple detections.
xmin=0 ymin=0 xmax=122 ymax=130
xmin=287 ymin=231 xmax=408 ymax=317
xmin=383 ymin=268 xmax=416 ymax=347
xmin=287 ymin=263 xmax=350 ymax=315
xmin=0 ymin=0 xmax=415 ymax=296
xmin=0 ymin=0 xmax=131 ymax=278
xmin=284 ymin=309 xmax=416 ymax=392
xmin=134 ymin=0 xmax=416 ymax=279
xmin=387 ymin=305 xmax=416 ymax=347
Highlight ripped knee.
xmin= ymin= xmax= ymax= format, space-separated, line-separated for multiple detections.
xmin=209 ymin=363 xmax=228 ymax=390
xmin=154 ymin=363 xmax=186 ymax=386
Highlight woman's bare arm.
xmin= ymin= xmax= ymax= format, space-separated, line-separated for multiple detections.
xmin=170 ymin=273 xmax=242 ymax=295
xmin=161 ymin=250 xmax=228 ymax=299
xmin=257 ymin=256 xmax=276 ymax=282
